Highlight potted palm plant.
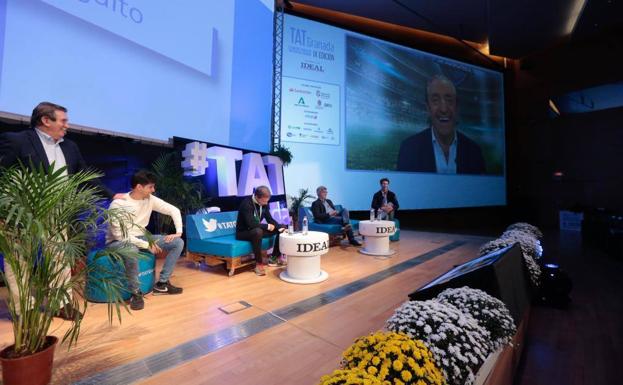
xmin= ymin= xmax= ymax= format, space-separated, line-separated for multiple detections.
xmin=287 ymin=188 xmax=315 ymax=231
xmin=0 ymin=163 xmax=137 ymax=385
xmin=150 ymin=152 xmax=208 ymax=235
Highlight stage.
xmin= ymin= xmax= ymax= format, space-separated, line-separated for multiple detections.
xmin=0 ymin=230 xmax=492 ymax=385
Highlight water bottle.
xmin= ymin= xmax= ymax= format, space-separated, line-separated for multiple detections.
xmin=302 ymin=216 xmax=308 ymax=235
xmin=288 ymin=216 xmax=294 ymax=235
xmin=377 ymin=209 xmax=383 ymax=221
xmin=370 ymin=209 xmax=375 ymax=221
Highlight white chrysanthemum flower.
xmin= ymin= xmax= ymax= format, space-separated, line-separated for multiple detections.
xmin=506 ymin=222 xmax=543 ymax=239
xmin=479 ymin=237 xmax=542 ymax=287
xmin=386 ymin=299 xmax=492 ymax=385
xmin=437 ymin=287 xmax=517 ymax=351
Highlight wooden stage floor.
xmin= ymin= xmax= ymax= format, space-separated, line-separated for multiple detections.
xmin=0 ymin=230 xmax=491 ymax=385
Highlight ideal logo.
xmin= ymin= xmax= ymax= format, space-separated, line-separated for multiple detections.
xmin=296 ymin=241 xmax=329 ymax=253
xmin=300 ymin=62 xmax=324 ymax=72
xmin=202 ymin=218 xmax=217 ymax=232
xmin=375 ymin=226 xmax=396 ymax=234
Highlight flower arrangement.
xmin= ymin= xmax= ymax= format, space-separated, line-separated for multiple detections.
xmin=340 ymin=331 xmax=445 ymax=385
xmin=318 ymin=369 xmax=382 ymax=385
xmin=506 ymin=222 xmax=543 ymax=240
xmin=436 ymin=287 xmax=516 ymax=350
xmin=478 ymin=237 xmax=542 ymax=287
xmin=501 ymin=230 xmax=542 ymax=260
xmin=385 ymin=300 xmax=492 ymax=385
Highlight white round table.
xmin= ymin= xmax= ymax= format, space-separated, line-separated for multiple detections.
xmin=279 ymin=231 xmax=329 ymax=284
xmin=358 ymin=220 xmax=396 ymax=256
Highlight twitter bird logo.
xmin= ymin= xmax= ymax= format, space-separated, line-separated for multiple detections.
xmin=203 ymin=218 xmax=217 ymax=232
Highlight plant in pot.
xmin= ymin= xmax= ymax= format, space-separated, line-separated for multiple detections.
xmin=0 ymin=163 xmax=138 ymax=385
xmin=270 ymin=144 xmax=293 ymax=167
xmin=150 ymin=152 xmax=209 ymax=235
xmin=287 ymin=188 xmax=315 ymax=231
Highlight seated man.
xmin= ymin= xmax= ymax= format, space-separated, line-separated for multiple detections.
xmin=371 ymin=178 xmax=399 ymax=221
xmin=311 ymin=186 xmax=361 ymax=246
xmin=107 ymin=170 xmax=184 ymax=311
xmin=235 ymin=185 xmax=286 ymax=276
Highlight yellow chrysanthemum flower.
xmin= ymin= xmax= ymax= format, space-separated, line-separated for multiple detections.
xmin=392 ymin=360 xmax=403 ymax=371
xmin=414 ymin=365 xmax=424 ymax=378
xmin=317 ymin=368 xmax=382 ymax=385
xmin=338 ymin=332 xmax=445 ymax=385
xmin=413 ymin=350 xmax=422 ymax=360
xmin=379 ymin=366 xmax=389 ymax=380
xmin=401 ymin=370 xmax=413 ymax=382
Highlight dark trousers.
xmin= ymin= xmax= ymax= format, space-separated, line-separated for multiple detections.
xmin=320 ymin=208 xmax=355 ymax=241
xmin=236 ymin=227 xmax=281 ymax=263
xmin=323 ymin=216 xmax=356 ymax=241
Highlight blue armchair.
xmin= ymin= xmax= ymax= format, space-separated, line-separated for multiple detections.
xmin=298 ymin=205 xmax=359 ymax=236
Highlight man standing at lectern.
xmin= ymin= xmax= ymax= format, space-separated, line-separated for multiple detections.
xmin=396 ymin=75 xmax=486 ymax=174
xmin=371 ymin=178 xmax=399 ymax=221
xmin=311 ymin=186 xmax=361 ymax=246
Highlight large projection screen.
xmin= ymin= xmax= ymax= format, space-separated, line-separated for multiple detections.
xmin=281 ymin=14 xmax=506 ymax=210
xmin=0 ymin=0 xmax=274 ymax=152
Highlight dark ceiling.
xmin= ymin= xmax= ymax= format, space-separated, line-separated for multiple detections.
xmin=291 ymin=0 xmax=623 ymax=59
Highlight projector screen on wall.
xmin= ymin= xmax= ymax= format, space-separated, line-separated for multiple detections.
xmin=281 ymin=14 xmax=506 ymax=210
xmin=0 ymin=0 xmax=274 ymax=152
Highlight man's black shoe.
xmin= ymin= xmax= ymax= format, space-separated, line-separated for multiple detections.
xmin=349 ymin=239 xmax=362 ymax=247
xmin=153 ymin=281 xmax=183 ymax=295
xmin=129 ymin=292 xmax=144 ymax=311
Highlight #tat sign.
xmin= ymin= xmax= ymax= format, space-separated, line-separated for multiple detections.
xmin=180 ymin=141 xmax=285 ymax=198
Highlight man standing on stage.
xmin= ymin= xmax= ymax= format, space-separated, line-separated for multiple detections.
xmin=0 ymin=102 xmax=118 ymax=319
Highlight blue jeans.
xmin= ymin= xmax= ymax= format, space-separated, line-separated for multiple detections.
xmin=108 ymin=235 xmax=184 ymax=293
xmin=324 ymin=209 xmax=355 ymax=241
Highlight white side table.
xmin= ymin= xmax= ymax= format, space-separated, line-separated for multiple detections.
xmin=358 ymin=220 xmax=396 ymax=256
xmin=279 ymin=231 xmax=330 ymax=284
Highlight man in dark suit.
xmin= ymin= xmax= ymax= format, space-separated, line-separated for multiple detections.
xmin=0 ymin=101 xmax=114 ymax=197
xmin=371 ymin=178 xmax=399 ymax=221
xmin=0 ymin=102 xmax=116 ymax=319
xmin=311 ymin=186 xmax=361 ymax=246
xmin=396 ymin=75 xmax=486 ymax=174
xmin=235 ymin=185 xmax=286 ymax=276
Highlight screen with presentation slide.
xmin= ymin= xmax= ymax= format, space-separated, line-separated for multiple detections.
xmin=0 ymin=0 xmax=274 ymax=152
xmin=281 ymin=14 xmax=506 ymax=210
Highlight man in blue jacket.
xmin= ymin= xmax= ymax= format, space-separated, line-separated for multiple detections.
xmin=0 ymin=101 xmax=115 ymax=197
xmin=397 ymin=75 xmax=486 ymax=174
xmin=0 ymin=102 xmax=117 ymax=320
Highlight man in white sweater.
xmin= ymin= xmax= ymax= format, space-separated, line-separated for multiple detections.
xmin=106 ymin=170 xmax=184 ymax=310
